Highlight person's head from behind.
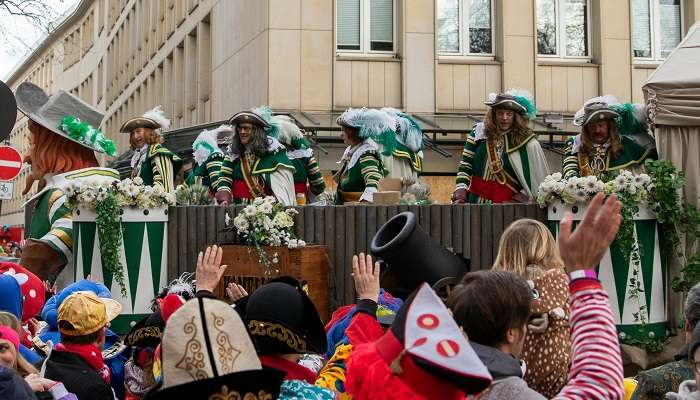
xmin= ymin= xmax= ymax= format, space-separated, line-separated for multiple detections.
xmin=448 ymin=270 xmax=532 ymax=357
xmin=684 ymin=282 xmax=700 ymax=343
xmin=493 ymin=219 xmax=564 ymax=279
xmin=57 ymin=291 xmax=122 ymax=349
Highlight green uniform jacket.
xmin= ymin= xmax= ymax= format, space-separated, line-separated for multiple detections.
xmin=455 ymin=126 xmax=547 ymax=203
xmin=288 ymin=147 xmax=326 ymax=196
xmin=185 ymin=153 xmax=224 ymax=190
xmin=216 ymin=146 xmax=295 ymax=204
xmin=392 ymin=142 xmax=423 ymax=174
xmin=334 ymin=140 xmax=387 ymax=204
xmin=562 ymin=135 xmax=652 ymax=179
xmin=133 ymin=144 xmax=183 ymax=192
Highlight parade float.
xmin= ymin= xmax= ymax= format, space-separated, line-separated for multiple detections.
xmin=539 ymin=160 xmax=700 ymax=350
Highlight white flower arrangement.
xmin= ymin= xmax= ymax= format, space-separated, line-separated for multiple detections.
xmin=227 ymin=196 xmax=305 ymax=274
xmin=537 ymin=170 xmax=652 ymax=207
xmin=66 ymin=177 xmax=176 ymax=210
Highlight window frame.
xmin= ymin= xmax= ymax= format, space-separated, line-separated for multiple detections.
xmin=536 ymin=0 xmax=592 ymax=61
xmin=632 ymin=0 xmax=684 ymax=62
xmin=335 ymin=0 xmax=399 ymax=56
xmin=436 ymin=0 xmax=496 ymax=58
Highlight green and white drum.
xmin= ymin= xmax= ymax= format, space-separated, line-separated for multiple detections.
xmin=549 ymin=201 xmax=669 ymax=342
xmin=71 ymin=207 xmax=168 ymax=334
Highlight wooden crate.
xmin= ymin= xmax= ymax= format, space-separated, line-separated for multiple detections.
xmin=217 ymin=244 xmax=330 ymax=321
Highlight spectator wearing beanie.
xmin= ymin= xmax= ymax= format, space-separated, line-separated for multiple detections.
xmin=40 ymin=291 xmax=121 ymax=400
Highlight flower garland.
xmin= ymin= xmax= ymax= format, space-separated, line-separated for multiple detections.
xmin=59 ymin=116 xmax=117 ymax=156
xmin=228 ymin=196 xmax=305 ymax=275
xmin=66 ymin=178 xmax=176 ymax=296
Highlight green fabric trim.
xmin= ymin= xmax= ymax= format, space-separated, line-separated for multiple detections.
xmin=504 ymin=132 xmax=536 ymax=153
xmin=606 ymin=136 xmax=651 ymax=171
xmin=392 ymin=142 xmax=422 ymax=172
xmin=251 ymin=149 xmax=295 ymax=175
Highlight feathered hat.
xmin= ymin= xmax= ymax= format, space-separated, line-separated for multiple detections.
xmin=484 ymin=88 xmax=537 ymax=120
xmin=381 ymin=108 xmax=424 ymax=153
xmin=191 ymin=125 xmax=234 ymax=165
xmin=250 ymin=106 xmax=311 ymax=149
xmin=337 ymin=107 xmax=397 ymax=153
xmin=120 ymin=105 xmax=171 ymax=133
xmin=574 ymin=95 xmax=648 ymax=135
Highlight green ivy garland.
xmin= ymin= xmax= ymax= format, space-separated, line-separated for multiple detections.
xmin=95 ymin=192 xmax=127 ymax=297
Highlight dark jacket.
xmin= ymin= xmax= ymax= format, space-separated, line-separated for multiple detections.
xmin=633 ymin=344 xmax=695 ymax=400
xmin=42 ymin=350 xmax=115 ymax=400
xmin=0 ymin=366 xmax=37 ymax=400
xmin=471 ymin=341 xmax=546 ymax=400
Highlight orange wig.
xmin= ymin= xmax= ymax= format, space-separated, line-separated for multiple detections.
xmin=23 ymin=120 xmax=98 ymax=194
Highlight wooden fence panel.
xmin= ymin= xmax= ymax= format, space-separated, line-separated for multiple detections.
xmin=168 ymin=204 xmax=546 ymax=313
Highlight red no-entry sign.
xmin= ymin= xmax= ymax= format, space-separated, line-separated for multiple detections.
xmin=0 ymin=146 xmax=23 ymax=181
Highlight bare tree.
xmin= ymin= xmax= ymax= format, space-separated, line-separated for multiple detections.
xmin=0 ymin=0 xmax=66 ymax=56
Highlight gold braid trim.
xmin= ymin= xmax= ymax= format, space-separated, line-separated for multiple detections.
xmin=208 ymin=386 xmax=273 ymax=400
xmin=126 ymin=326 xmax=162 ymax=346
xmin=247 ymin=319 xmax=308 ymax=353
xmin=486 ymin=135 xmax=507 ymax=184
xmin=240 ymin=154 xmax=265 ymax=197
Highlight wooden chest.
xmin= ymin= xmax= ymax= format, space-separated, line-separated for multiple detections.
xmin=217 ymin=244 xmax=330 ymax=321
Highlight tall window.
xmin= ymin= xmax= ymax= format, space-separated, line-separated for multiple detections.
xmin=337 ymin=0 xmax=396 ymax=53
xmin=537 ymin=0 xmax=590 ymax=58
xmin=632 ymin=0 xmax=682 ymax=60
xmin=437 ymin=0 xmax=494 ymax=56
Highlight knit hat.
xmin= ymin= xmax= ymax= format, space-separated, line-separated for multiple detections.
xmin=484 ymin=89 xmax=537 ymax=120
xmin=337 ymin=107 xmax=397 ymax=153
xmin=120 ymin=106 xmax=171 ymax=133
xmin=0 ymin=326 xmax=19 ymax=351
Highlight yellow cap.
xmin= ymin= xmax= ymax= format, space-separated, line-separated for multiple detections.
xmin=623 ymin=378 xmax=638 ymax=400
xmin=57 ymin=291 xmax=122 ymax=336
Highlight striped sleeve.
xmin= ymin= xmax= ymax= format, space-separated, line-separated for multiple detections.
xmin=306 ymin=156 xmax=326 ymax=195
xmin=214 ymin=154 xmax=234 ymax=193
xmin=554 ymin=281 xmax=624 ymax=400
xmin=562 ymin=138 xmax=581 ymax=179
xmin=204 ymin=154 xmax=224 ymax=190
xmin=358 ymin=154 xmax=383 ymax=190
xmin=152 ymin=154 xmax=175 ymax=192
xmin=40 ymin=190 xmax=72 ymax=264
xmin=455 ymin=133 xmax=477 ymax=190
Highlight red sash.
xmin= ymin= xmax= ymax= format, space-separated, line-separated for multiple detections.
xmin=469 ymin=176 xmax=516 ymax=203
xmin=232 ymin=180 xmax=272 ymax=199
xmin=294 ymin=182 xmax=308 ymax=194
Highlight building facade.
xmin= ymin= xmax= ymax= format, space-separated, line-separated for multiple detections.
xmin=2 ymin=0 xmax=698 ymax=225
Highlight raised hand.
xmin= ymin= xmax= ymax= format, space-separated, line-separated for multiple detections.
xmin=352 ymin=252 xmax=380 ymax=302
xmin=558 ymin=193 xmax=622 ymax=272
xmin=226 ymin=282 xmax=248 ymax=302
xmin=195 ymin=245 xmax=228 ymax=292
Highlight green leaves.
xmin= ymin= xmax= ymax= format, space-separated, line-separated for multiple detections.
xmin=95 ymin=192 xmax=127 ymax=297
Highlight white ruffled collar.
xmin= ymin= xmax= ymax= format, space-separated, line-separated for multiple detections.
xmin=338 ymin=139 xmax=379 ymax=170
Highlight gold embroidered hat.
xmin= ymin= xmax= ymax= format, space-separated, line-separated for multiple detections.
xmin=243 ymin=276 xmax=327 ymax=355
xmin=146 ymin=296 xmax=284 ymax=400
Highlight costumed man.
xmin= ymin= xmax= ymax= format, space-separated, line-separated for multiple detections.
xmin=334 ymin=108 xmax=394 ymax=204
xmin=563 ymin=96 xmax=655 ymax=179
xmin=120 ymin=106 xmax=182 ymax=192
xmin=185 ymin=124 xmax=234 ymax=195
xmin=252 ymin=106 xmax=326 ymax=205
xmin=380 ymin=108 xmax=424 ymax=180
xmin=452 ymin=89 xmax=550 ymax=204
xmin=213 ymin=110 xmax=296 ymax=206
xmin=14 ymin=82 xmax=119 ymax=284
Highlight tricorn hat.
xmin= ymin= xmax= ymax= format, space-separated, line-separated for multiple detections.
xmin=0 ymin=80 xmax=16 ymax=142
xmin=228 ymin=110 xmax=271 ymax=128
xmin=244 ymin=276 xmax=327 ymax=355
xmin=573 ymin=101 xmax=620 ymax=127
xmin=146 ymin=296 xmax=284 ymax=399
xmin=484 ymin=89 xmax=537 ymax=120
xmin=120 ymin=105 xmax=171 ymax=133
xmin=14 ymin=82 xmax=117 ymax=156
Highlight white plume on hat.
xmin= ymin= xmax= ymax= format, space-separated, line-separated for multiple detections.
xmin=504 ymin=88 xmax=534 ymax=103
xmin=143 ymin=105 xmax=171 ymax=130
xmin=380 ymin=107 xmax=423 ymax=152
xmin=271 ymin=115 xmax=304 ymax=146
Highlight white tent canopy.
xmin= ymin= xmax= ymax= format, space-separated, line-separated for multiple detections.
xmin=644 ymin=22 xmax=700 ymax=126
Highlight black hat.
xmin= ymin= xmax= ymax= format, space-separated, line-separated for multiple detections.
xmin=244 ymin=276 xmax=327 ymax=355
xmin=124 ymin=312 xmax=164 ymax=349
xmin=145 ymin=368 xmax=284 ymax=400
xmin=370 ymin=212 xmax=468 ymax=299
xmin=0 ymin=80 xmax=16 ymax=142
xmin=228 ymin=110 xmax=271 ymax=128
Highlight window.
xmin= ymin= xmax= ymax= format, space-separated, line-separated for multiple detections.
xmin=632 ymin=0 xmax=682 ymax=60
xmin=537 ymin=0 xmax=590 ymax=58
xmin=437 ymin=0 xmax=494 ymax=56
xmin=336 ymin=0 xmax=396 ymax=53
